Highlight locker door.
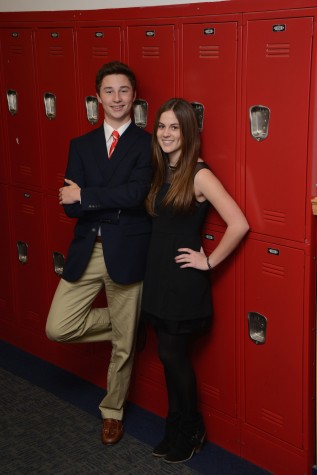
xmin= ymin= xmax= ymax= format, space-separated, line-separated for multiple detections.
xmin=0 ymin=28 xmax=42 ymax=188
xmin=197 ymin=228 xmax=237 ymax=419
xmin=126 ymin=24 xmax=176 ymax=131
xmin=11 ymin=187 xmax=49 ymax=331
xmin=0 ymin=185 xmax=13 ymax=321
xmin=245 ymin=17 xmax=313 ymax=241
xmin=76 ymin=26 xmax=122 ymax=133
xmin=182 ymin=20 xmax=238 ymax=228
xmin=191 ymin=226 xmax=240 ymax=452
xmin=0 ymin=69 xmax=9 ymax=183
xmin=244 ymin=238 xmax=304 ymax=447
xmin=36 ymin=27 xmax=79 ymax=194
xmin=45 ymin=194 xmax=74 ymax=301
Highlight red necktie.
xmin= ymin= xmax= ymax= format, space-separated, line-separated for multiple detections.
xmin=108 ymin=130 xmax=120 ymax=158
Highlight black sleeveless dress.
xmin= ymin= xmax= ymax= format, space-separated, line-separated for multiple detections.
xmin=141 ymin=162 xmax=213 ymax=334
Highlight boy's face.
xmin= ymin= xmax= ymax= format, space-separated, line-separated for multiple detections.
xmin=97 ymin=74 xmax=136 ymax=128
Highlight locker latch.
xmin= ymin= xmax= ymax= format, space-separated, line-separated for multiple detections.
xmin=44 ymin=92 xmax=56 ymax=119
xmin=6 ymin=89 xmax=18 ymax=115
xmin=16 ymin=241 xmax=28 ymax=264
xmin=249 ymin=105 xmax=270 ymax=141
xmin=248 ymin=311 xmax=268 ymax=344
xmin=133 ymin=99 xmax=148 ymax=128
xmin=52 ymin=251 xmax=65 ymax=276
xmin=85 ymin=96 xmax=99 ymax=125
xmin=191 ymin=102 xmax=204 ymax=132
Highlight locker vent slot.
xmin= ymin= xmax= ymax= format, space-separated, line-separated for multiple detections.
xmin=263 ymin=209 xmax=286 ymax=224
xmin=199 ymin=45 xmax=220 ymax=59
xmin=27 ymin=311 xmax=39 ymax=322
xmin=49 ymin=46 xmax=64 ymax=57
xmin=266 ymin=43 xmax=290 ymax=58
xmin=21 ymin=204 xmax=35 ymax=215
xmin=261 ymin=408 xmax=284 ymax=428
xmin=19 ymin=165 xmax=32 ymax=177
xmin=59 ymin=212 xmax=71 ymax=225
xmin=56 ymin=172 xmax=65 ymax=184
xmin=262 ymin=263 xmax=284 ymax=279
xmin=142 ymin=46 xmax=159 ymax=58
xmin=9 ymin=46 xmax=23 ymax=55
xmin=201 ymin=382 xmax=220 ymax=400
xmin=148 ymin=360 xmax=164 ymax=378
xmin=92 ymin=47 xmax=109 ymax=58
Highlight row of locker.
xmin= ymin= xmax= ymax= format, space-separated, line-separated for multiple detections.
xmin=0 ymin=179 xmax=314 ymax=474
xmin=0 ymin=3 xmax=316 ymax=474
xmin=0 ymin=14 xmax=313 ymax=242
xmin=0 ymin=180 xmax=310 ymax=437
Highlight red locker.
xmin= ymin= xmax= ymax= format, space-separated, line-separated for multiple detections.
xmin=76 ymin=25 xmax=122 ymax=133
xmin=0 ymin=185 xmax=13 ymax=322
xmin=0 ymin=3 xmax=316 ymax=475
xmin=44 ymin=194 xmax=74 ymax=303
xmin=35 ymin=27 xmax=79 ymax=194
xmin=0 ymin=73 xmax=9 ymax=183
xmin=126 ymin=23 xmax=176 ymax=131
xmin=244 ymin=16 xmax=313 ymax=241
xmin=10 ymin=186 xmax=49 ymax=332
xmin=0 ymin=28 xmax=42 ymax=188
xmin=196 ymin=227 xmax=241 ymax=452
xmin=243 ymin=238 xmax=304 ymax=447
xmin=181 ymin=19 xmax=239 ymax=220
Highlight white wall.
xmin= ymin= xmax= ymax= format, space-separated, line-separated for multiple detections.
xmin=0 ymin=0 xmax=218 ymax=12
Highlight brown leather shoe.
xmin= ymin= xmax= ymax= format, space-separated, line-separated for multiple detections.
xmin=101 ymin=418 xmax=123 ymax=445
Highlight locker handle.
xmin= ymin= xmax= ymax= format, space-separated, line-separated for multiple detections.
xmin=52 ymin=251 xmax=65 ymax=276
xmin=16 ymin=241 xmax=28 ymax=264
xmin=248 ymin=311 xmax=267 ymax=344
xmin=85 ymin=96 xmax=99 ymax=125
xmin=191 ymin=102 xmax=204 ymax=132
xmin=133 ymin=99 xmax=148 ymax=128
xmin=6 ymin=89 xmax=18 ymax=115
xmin=249 ymin=105 xmax=270 ymax=141
xmin=44 ymin=92 xmax=56 ymax=119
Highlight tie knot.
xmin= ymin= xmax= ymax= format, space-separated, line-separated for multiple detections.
xmin=112 ymin=130 xmax=120 ymax=140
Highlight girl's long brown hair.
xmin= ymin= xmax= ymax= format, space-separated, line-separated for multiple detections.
xmin=146 ymin=98 xmax=200 ymax=215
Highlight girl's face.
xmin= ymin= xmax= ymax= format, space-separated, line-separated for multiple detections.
xmin=156 ymin=110 xmax=182 ymax=163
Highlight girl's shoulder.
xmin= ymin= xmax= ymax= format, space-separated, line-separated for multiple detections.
xmin=194 ymin=160 xmax=210 ymax=175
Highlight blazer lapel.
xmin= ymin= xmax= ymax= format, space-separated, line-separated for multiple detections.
xmin=90 ymin=125 xmax=109 ymax=170
xmin=90 ymin=123 xmax=141 ymax=184
xmin=102 ymin=123 xmax=140 ymax=176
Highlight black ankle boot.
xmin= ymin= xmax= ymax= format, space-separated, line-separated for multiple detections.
xmin=163 ymin=413 xmax=206 ymax=464
xmin=152 ymin=412 xmax=181 ymax=457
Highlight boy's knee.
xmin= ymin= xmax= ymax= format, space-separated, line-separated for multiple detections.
xmin=45 ymin=321 xmax=62 ymax=342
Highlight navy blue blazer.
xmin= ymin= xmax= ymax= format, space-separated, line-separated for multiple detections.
xmin=61 ymin=122 xmax=152 ymax=284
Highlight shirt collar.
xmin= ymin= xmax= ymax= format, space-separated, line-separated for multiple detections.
xmin=104 ymin=119 xmax=131 ymax=143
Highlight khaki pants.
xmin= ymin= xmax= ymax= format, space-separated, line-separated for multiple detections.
xmin=46 ymin=243 xmax=143 ymax=420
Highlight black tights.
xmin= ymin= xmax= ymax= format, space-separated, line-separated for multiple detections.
xmin=157 ymin=329 xmax=198 ymax=417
